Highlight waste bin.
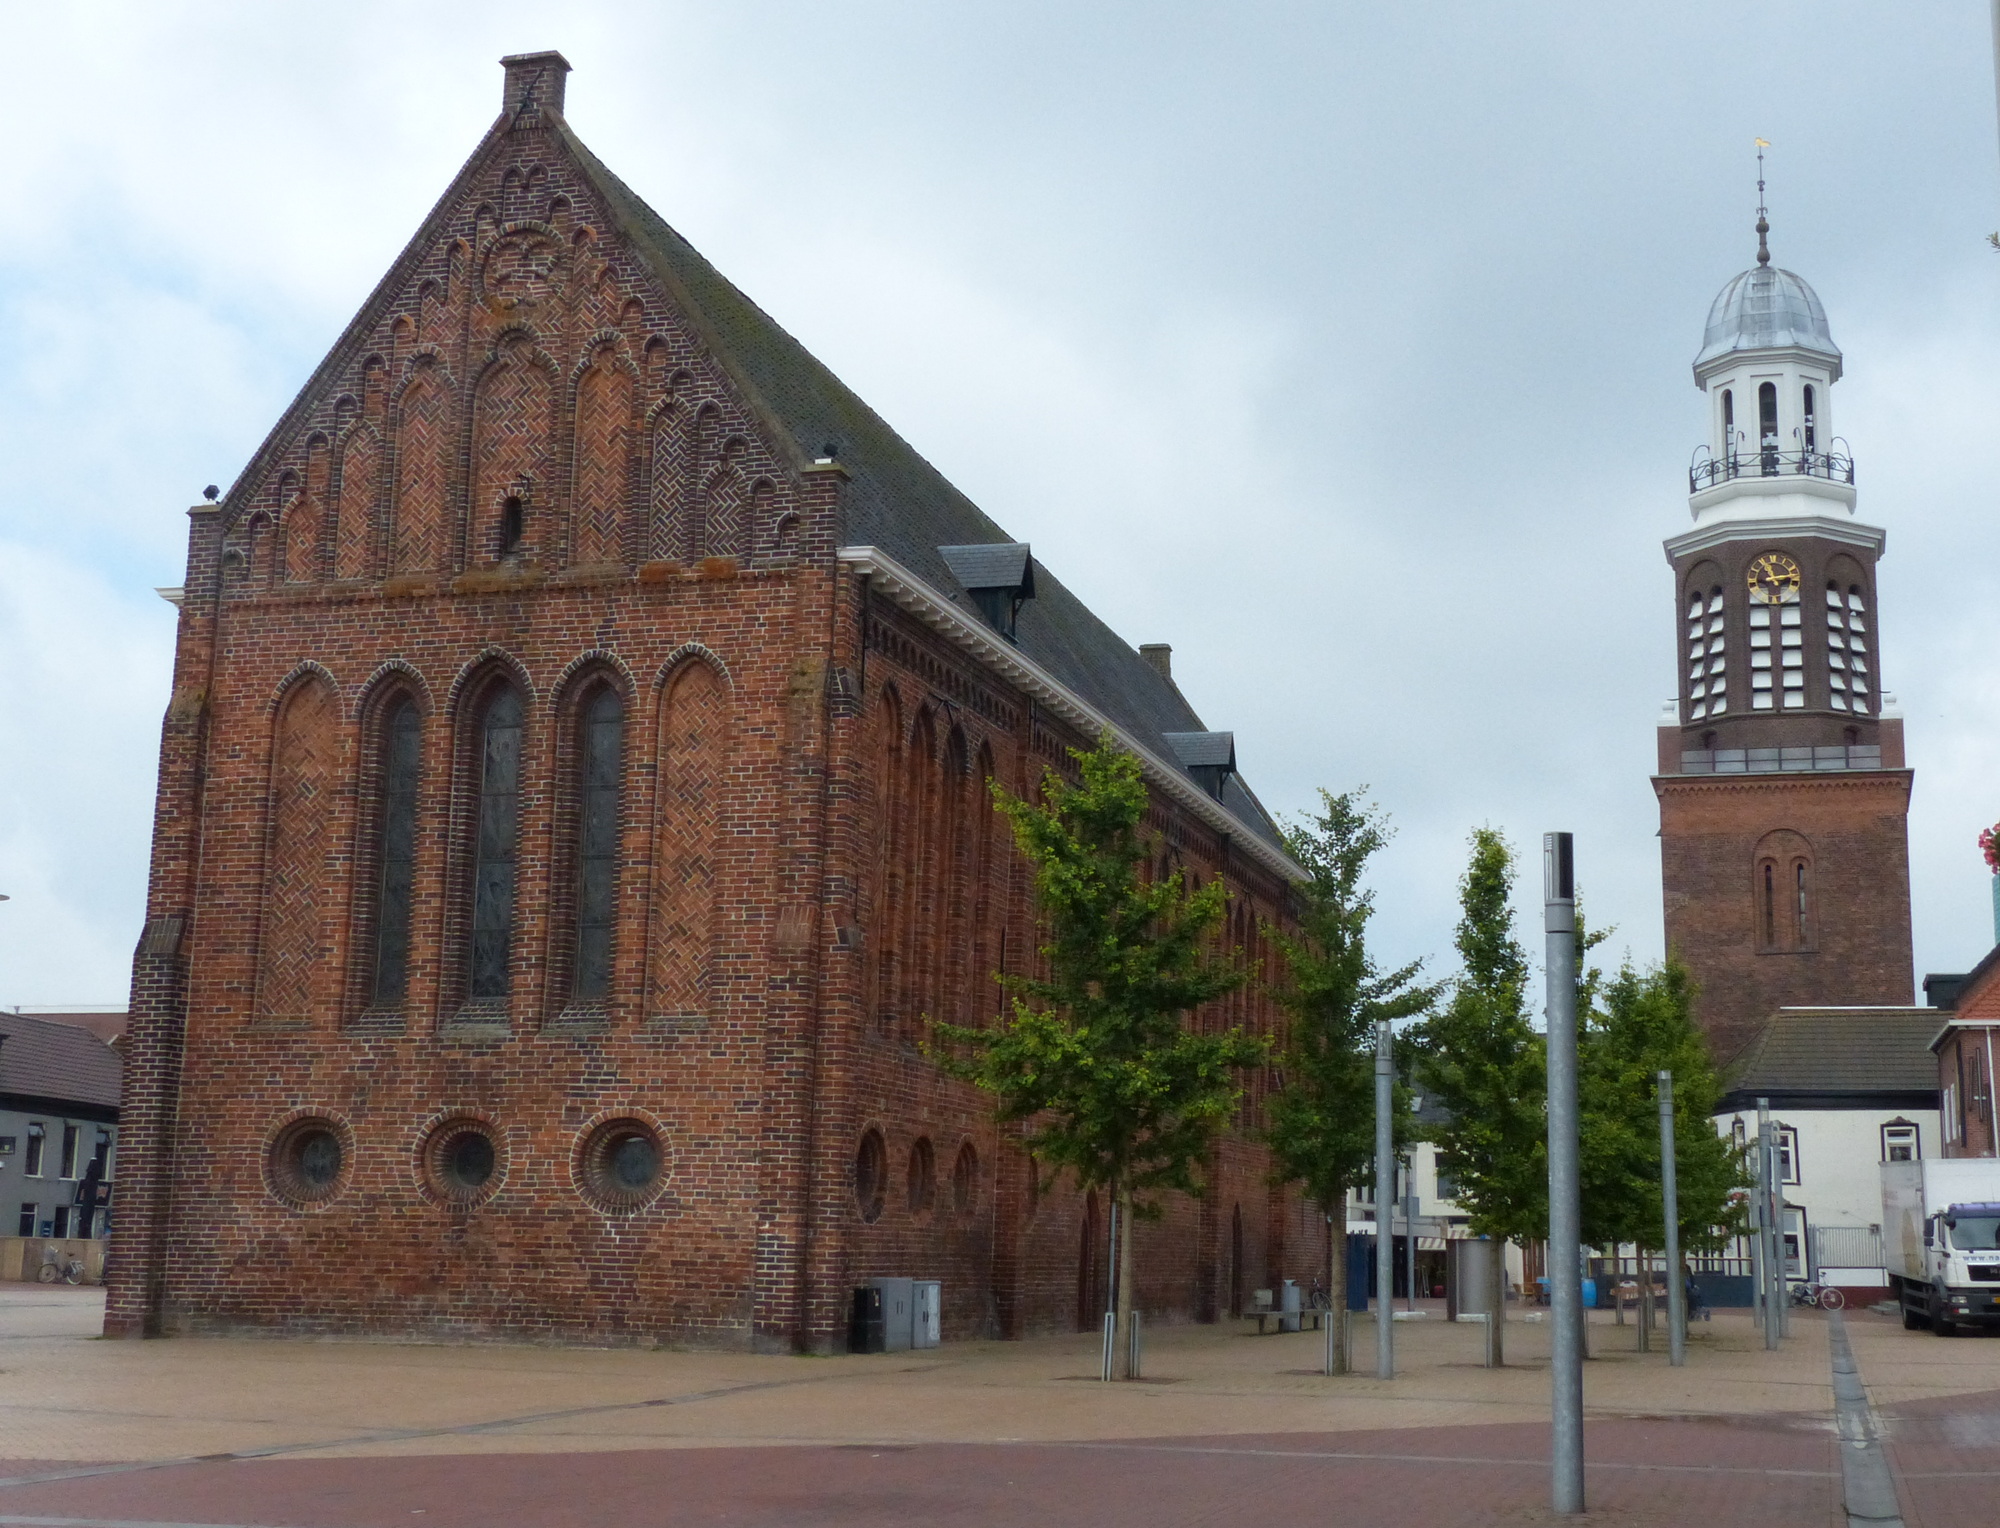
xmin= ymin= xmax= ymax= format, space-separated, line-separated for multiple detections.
xmin=849 ymin=1286 xmax=886 ymax=1354
xmin=1280 ymin=1278 xmax=1302 ymax=1332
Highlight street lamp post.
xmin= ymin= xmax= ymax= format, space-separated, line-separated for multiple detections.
xmin=1375 ymin=1019 xmax=1394 ymax=1380
xmin=1545 ymin=832 xmax=1584 ymax=1516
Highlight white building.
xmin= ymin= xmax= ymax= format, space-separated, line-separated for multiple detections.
xmin=1712 ymin=1005 xmax=1940 ymax=1297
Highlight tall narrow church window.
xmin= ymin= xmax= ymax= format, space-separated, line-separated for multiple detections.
xmin=571 ymin=687 xmax=623 ymax=1001
xmin=1826 ymin=584 xmax=1850 ymax=709
xmin=1720 ymin=389 xmax=1734 ymax=457
xmin=1749 ymin=605 xmax=1773 ymax=708
xmin=1685 ymin=592 xmax=1706 ymax=717
xmin=370 ymin=697 xmax=422 ymax=1008
xmin=468 ymin=687 xmax=523 ymax=1001
xmin=1757 ymin=382 xmax=1778 ymax=473
xmin=1761 ymin=862 xmax=1776 ymax=947
xmin=1794 ymin=861 xmax=1810 ymax=946
xmin=1779 ymin=603 xmax=1804 ymax=708
xmin=1702 ymin=588 xmax=1726 ymax=714
xmin=1802 ymin=384 xmax=1817 ymax=452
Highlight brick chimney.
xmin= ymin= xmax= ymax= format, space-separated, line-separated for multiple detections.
xmin=1140 ymin=643 xmax=1173 ymax=680
xmin=501 ymin=51 xmax=571 ymax=122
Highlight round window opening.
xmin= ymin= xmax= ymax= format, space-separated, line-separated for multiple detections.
xmin=854 ymin=1128 xmax=886 ymax=1223
xmin=578 ymin=1118 xmax=666 ymax=1210
xmin=424 ymin=1121 xmax=501 ymax=1205
xmin=268 ymin=1117 xmax=348 ymax=1207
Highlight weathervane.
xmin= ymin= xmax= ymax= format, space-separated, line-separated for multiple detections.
xmin=1754 ymin=137 xmax=1771 ymax=266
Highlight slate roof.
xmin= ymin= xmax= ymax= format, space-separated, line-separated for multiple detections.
xmin=0 ymin=1011 xmax=122 ymax=1112
xmin=560 ymin=127 xmax=1288 ymax=855
xmin=1718 ymin=1007 xmax=1940 ymax=1110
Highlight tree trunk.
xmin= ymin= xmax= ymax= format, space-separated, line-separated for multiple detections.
xmin=1486 ymin=1239 xmax=1505 ymax=1366
xmin=1115 ymin=1186 xmax=1136 ymax=1379
xmin=1326 ymin=1187 xmax=1347 ymax=1374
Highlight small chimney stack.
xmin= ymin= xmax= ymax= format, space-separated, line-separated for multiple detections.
xmin=500 ymin=51 xmax=572 ymax=122
xmin=1140 ymin=643 xmax=1173 ymax=680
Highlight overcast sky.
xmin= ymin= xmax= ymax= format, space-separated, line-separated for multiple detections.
xmin=4 ymin=1 xmax=1998 ymax=1008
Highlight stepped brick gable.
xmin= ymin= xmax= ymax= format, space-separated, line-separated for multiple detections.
xmin=107 ymin=53 xmax=1310 ymax=1349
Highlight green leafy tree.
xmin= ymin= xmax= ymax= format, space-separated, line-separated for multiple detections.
xmin=1581 ymin=959 xmax=1747 ymax=1259
xmin=1415 ymin=828 xmax=1549 ymax=1248
xmin=1264 ymin=790 xmax=1436 ymax=1360
xmin=932 ymin=733 xmax=1263 ymax=1376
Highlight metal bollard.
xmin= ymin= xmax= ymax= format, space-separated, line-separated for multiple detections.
xmin=1101 ymin=1310 xmax=1115 ymax=1382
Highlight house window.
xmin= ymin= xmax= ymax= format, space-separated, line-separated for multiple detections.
xmin=467 ymin=685 xmax=524 ymax=1001
xmin=1882 ymin=1123 xmax=1920 ymax=1162
xmin=16 ymin=1204 xmax=34 ymax=1237
xmin=59 ymin=1125 xmax=78 ymax=1180
xmin=24 ymin=1124 xmax=45 ymax=1177
xmin=1776 ymin=1127 xmax=1800 ymax=1185
xmin=369 ymin=696 xmax=422 ymax=1009
xmin=570 ymin=685 xmax=624 ymax=1002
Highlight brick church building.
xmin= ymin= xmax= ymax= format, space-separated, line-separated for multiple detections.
xmin=1653 ymin=196 xmax=1916 ymax=1063
xmin=106 ymin=54 xmax=1309 ymax=1347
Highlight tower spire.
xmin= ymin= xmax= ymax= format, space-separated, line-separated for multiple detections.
xmin=1754 ymin=138 xmax=1771 ymax=266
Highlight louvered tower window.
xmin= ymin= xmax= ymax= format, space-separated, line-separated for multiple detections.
xmin=1686 ymin=588 xmax=1726 ymax=718
xmin=1829 ymin=586 xmax=1872 ymax=714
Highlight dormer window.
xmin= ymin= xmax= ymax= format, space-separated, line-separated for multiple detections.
xmin=938 ymin=543 xmax=1035 ymax=642
xmin=1163 ymin=731 xmax=1236 ymax=801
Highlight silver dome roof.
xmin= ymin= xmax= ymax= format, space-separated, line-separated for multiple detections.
xmin=1694 ymin=263 xmax=1841 ymax=378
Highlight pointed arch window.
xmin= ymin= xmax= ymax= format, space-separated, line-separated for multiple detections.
xmin=369 ymin=696 xmax=422 ymax=1009
xmin=468 ymin=686 xmax=524 ymax=1001
xmin=570 ymin=685 xmax=624 ymax=1002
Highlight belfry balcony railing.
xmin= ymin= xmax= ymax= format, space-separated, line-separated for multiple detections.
xmin=1688 ymin=448 xmax=1855 ymax=494
xmin=1677 ymin=744 xmax=1882 ymax=776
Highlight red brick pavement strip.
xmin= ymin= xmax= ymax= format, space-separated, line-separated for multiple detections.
xmin=0 ymin=1418 xmax=1844 ymax=1528
xmin=1877 ymin=1385 xmax=2000 ymax=1528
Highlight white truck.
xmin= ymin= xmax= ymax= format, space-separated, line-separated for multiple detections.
xmin=1882 ymin=1159 xmax=2000 ymax=1335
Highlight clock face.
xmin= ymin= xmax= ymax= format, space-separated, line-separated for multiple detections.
xmin=1747 ymin=552 xmax=1802 ymax=605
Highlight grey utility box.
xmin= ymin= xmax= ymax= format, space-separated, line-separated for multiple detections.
xmin=866 ymin=1277 xmax=915 ymax=1352
xmin=912 ymin=1280 xmax=942 ymax=1348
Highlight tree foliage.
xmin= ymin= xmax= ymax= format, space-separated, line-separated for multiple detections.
xmin=931 ymin=732 xmax=1265 ymax=1210
xmin=1580 ymin=959 xmax=1747 ymax=1251
xmin=1265 ymin=789 xmax=1437 ymax=1214
xmin=1414 ymin=828 xmax=1549 ymax=1243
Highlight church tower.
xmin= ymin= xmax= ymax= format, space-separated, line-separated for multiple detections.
xmin=1653 ymin=196 xmax=1915 ymax=1062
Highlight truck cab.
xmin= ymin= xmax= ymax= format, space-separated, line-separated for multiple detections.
xmin=1897 ymin=1201 xmax=2000 ymax=1334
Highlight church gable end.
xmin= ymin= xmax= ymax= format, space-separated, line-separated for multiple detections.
xmin=217 ymin=80 xmax=806 ymax=596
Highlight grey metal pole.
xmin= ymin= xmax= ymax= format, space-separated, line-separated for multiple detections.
xmin=1375 ymin=1019 xmax=1394 ymax=1380
xmin=1544 ymin=832 xmax=1584 ymax=1516
xmin=1758 ymin=1099 xmax=1779 ymax=1349
xmin=1658 ymin=1070 xmax=1685 ymax=1367
xmin=1101 ymin=1198 xmax=1119 ymax=1381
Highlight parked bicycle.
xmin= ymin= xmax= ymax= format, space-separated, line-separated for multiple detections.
xmin=1787 ymin=1279 xmax=1845 ymax=1310
xmin=36 ymin=1248 xmax=85 ymax=1285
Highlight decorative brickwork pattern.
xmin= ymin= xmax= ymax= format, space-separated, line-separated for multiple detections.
xmin=333 ymin=424 xmax=381 ymax=581
xmin=284 ymin=436 xmax=330 ymax=585
xmin=570 ymin=341 xmax=635 ymax=567
xmin=392 ymin=361 xmax=454 ymax=574
xmin=469 ymin=338 xmax=555 ymax=563
xmin=256 ymin=677 xmax=340 ymax=1023
xmin=648 ymin=658 xmax=727 ymax=1021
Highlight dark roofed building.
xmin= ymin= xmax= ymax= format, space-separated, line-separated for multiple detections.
xmin=111 ymin=53 xmax=1306 ymax=1347
xmin=1711 ymin=1006 xmax=1940 ymax=1299
xmin=1 ymin=1010 xmax=122 ymax=1249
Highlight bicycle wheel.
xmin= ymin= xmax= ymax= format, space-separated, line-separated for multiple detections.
xmin=35 ymin=1263 xmax=58 ymax=1284
xmin=1818 ymin=1286 xmax=1845 ymax=1311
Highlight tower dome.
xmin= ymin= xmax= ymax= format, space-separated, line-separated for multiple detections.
xmin=1694 ymin=263 xmax=1841 ymax=379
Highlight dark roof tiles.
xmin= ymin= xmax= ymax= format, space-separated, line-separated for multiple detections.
xmin=1723 ymin=1008 xmax=1940 ymax=1100
xmin=0 ymin=1012 xmax=122 ymax=1112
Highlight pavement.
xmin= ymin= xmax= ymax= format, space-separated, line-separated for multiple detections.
xmin=0 ymin=1287 xmax=1996 ymax=1526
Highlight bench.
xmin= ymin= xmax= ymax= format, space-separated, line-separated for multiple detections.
xmin=1241 ymin=1291 xmax=1331 ymax=1334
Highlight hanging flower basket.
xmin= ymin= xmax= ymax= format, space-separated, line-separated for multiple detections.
xmin=1983 ymin=823 xmax=2000 ymax=875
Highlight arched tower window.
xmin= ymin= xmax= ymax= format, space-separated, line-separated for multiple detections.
xmin=1758 ymin=382 xmax=1779 ymax=474
xmin=1779 ymin=597 xmax=1804 ymax=708
xmin=467 ymin=685 xmax=524 ymax=1001
xmin=1753 ymin=831 xmax=1813 ymax=952
xmin=1721 ymin=389 xmax=1734 ymax=457
xmin=369 ymin=695 xmax=422 ymax=1009
xmin=1827 ymin=584 xmax=1874 ymax=714
xmin=570 ymin=685 xmax=624 ymax=1002
xmin=1794 ymin=860 xmax=1810 ymax=947
xmin=1802 ymin=384 xmax=1817 ymax=452
xmin=1761 ymin=861 xmax=1777 ymax=948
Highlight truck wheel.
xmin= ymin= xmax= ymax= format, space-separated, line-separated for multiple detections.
xmin=1934 ymin=1300 xmax=1958 ymax=1336
xmin=1903 ymin=1304 xmax=1926 ymax=1331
